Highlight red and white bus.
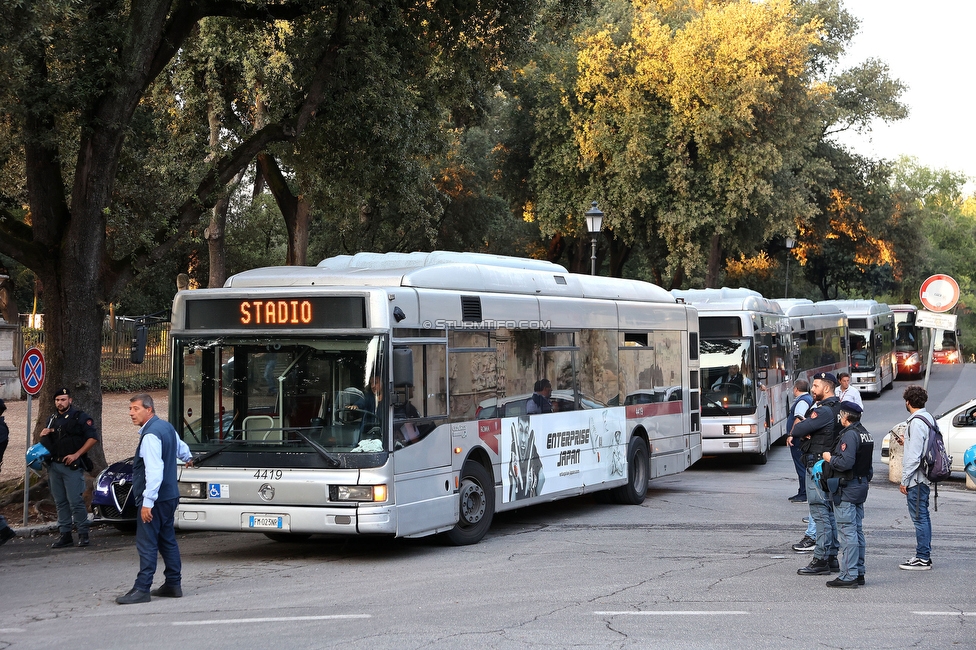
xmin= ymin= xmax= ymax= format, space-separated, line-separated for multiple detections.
xmin=890 ymin=304 xmax=929 ymax=378
xmin=171 ymin=252 xmax=702 ymax=544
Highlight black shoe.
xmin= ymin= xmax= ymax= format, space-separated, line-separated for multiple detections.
xmin=826 ymin=577 xmax=858 ymax=588
xmin=791 ymin=536 xmax=816 ymax=553
xmin=788 ymin=494 xmax=807 ymax=503
xmin=0 ymin=526 xmax=15 ymax=546
xmin=827 ymin=556 xmax=839 ymax=573
xmin=116 ymin=588 xmax=151 ymax=605
xmin=798 ymin=558 xmax=830 ymax=575
xmin=51 ymin=532 xmax=74 ymax=549
xmin=857 ymin=574 xmax=865 ymax=586
xmin=77 ymin=533 xmax=90 ymax=547
xmin=151 ymin=584 xmax=183 ymax=598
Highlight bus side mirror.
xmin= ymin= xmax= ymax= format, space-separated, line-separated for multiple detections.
xmin=756 ymin=345 xmax=770 ymax=369
xmin=130 ymin=324 xmax=148 ymax=364
xmin=393 ymin=347 xmax=414 ymax=388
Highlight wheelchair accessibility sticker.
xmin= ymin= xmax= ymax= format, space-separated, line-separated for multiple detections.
xmin=209 ymin=484 xmax=230 ymax=499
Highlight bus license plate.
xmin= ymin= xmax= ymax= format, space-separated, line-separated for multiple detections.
xmin=248 ymin=515 xmax=285 ymax=530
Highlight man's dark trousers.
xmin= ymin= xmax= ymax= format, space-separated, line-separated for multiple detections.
xmin=790 ymin=443 xmax=807 ymax=498
xmin=134 ymin=497 xmax=181 ymax=592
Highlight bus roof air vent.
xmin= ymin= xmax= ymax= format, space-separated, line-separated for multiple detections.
xmin=461 ymin=296 xmax=482 ymax=322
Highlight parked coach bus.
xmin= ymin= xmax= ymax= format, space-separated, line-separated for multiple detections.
xmin=170 ymin=252 xmax=703 ymax=545
xmin=890 ymin=304 xmax=929 ymax=378
xmin=773 ymin=299 xmax=849 ymax=387
xmin=671 ymin=289 xmax=790 ymax=464
xmin=820 ymin=299 xmax=893 ymax=394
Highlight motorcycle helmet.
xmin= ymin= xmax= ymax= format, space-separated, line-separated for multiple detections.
xmin=810 ymin=459 xmax=829 ymax=502
xmin=26 ymin=443 xmax=51 ymax=473
xmin=964 ymin=444 xmax=976 ymax=483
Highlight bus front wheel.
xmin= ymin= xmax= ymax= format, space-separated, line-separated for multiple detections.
xmin=611 ymin=436 xmax=649 ymax=505
xmin=444 ymin=460 xmax=495 ymax=546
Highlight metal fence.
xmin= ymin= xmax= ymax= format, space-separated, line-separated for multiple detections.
xmin=15 ymin=316 xmax=171 ymax=391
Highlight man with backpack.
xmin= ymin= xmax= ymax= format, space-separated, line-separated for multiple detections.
xmin=899 ymin=385 xmax=935 ymax=570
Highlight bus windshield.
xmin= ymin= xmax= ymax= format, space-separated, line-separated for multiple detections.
xmin=895 ymin=323 xmax=919 ymax=352
xmin=849 ymin=329 xmax=876 ymax=371
xmin=175 ymin=335 xmax=388 ymax=468
xmin=700 ymin=338 xmax=757 ymax=414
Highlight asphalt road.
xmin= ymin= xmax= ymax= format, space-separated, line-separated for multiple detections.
xmin=1 ymin=364 xmax=974 ymax=649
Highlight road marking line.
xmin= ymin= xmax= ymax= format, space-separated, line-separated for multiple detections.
xmin=174 ymin=614 xmax=371 ymax=626
xmin=0 ymin=629 xmax=26 ymax=633
xmin=593 ymin=611 xmax=749 ymax=616
xmin=913 ymin=612 xmax=976 ymax=616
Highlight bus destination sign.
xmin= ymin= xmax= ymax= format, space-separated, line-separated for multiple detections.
xmin=185 ymin=297 xmax=366 ymax=330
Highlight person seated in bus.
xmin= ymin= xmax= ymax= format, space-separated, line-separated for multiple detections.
xmin=350 ymin=375 xmax=384 ymax=436
xmin=710 ymin=364 xmax=751 ymax=393
xmin=525 ymin=379 xmax=553 ymax=415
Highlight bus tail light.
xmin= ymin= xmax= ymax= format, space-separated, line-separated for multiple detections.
xmin=330 ymin=485 xmax=388 ymax=503
xmin=724 ymin=424 xmax=757 ymax=435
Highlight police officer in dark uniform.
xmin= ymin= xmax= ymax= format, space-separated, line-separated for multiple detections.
xmin=821 ymin=401 xmax=873 ymax=587
xmin=791 ymin=372 xmax=843 ymax=575
xmin=39 ymin=388 xmax=99 ymax=548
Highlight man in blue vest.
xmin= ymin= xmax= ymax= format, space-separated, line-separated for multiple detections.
xmin=117 ymin=394 xmax=193 ymax=605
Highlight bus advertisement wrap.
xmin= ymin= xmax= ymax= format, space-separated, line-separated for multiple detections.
xmin=498 ymin=408 xmax=628 ymax=503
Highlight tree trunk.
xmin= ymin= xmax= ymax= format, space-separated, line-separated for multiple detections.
xmin=608 ymin=236 xmax=631 ymax=278
xmin=256 ymin=153 xmax=311 ymax=266
xmin=705 ymin=232 xmax=724 ymax=288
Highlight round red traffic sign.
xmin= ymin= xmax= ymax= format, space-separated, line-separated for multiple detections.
xmin=919 ymin=274 xmax=959 ymax=313
xmin=20 ymin=347 xmax=46 ymax=396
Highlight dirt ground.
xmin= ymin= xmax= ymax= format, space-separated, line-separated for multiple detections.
xmin=0 ymin=390 xmax=169 ymax=486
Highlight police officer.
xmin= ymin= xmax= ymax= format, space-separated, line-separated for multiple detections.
xmin=791 ymin=372 xmax=843 ymax=575
xmin=822 ymin=401 xmax=873 ymax=588
xmin=39 ymin=388 xmax=99 ymax=548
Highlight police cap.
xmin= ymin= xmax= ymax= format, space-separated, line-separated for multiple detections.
xmin=55 ymin=387 xmax=71 ymax=397
xmin=813 ymin=372 xmax=837 ymax=385
xmin=839 ymin=401 xmax=862 ymax=414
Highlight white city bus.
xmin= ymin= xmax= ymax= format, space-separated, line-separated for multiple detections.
xmin=671 ymin=289 xmax=791 ymax=464
xmin=773 ymin=299 xmax=849 ymax=387
xmin=171 ymin=252 xmax=702 ymax=545
xmin=820 ymin=299 xmax=893 ymax=394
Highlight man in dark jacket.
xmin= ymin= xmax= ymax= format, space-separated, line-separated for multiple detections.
xmin=39 ymin=388 xmax=99 ymax=548
xmin=822 ymin=402 xmax=873 ymax=588
xmin=791 ymin=372 xmax=842 ymax=575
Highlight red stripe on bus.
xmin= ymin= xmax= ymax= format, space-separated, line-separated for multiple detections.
xmin=626 ymin=401 xmax=683 ymax=419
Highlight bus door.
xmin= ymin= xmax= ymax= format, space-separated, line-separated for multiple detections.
xmin=390 ymin=344 xmax=456 ymax=536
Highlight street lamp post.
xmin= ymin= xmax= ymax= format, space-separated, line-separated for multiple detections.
xmin=784 ymin=235 xmax=795 ymax=298
xmin=585 ymin=201 xmax=604 ymax=276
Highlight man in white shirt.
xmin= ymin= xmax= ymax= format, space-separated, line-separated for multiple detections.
xmin=835 ymin=372 xmax=863 ymax=409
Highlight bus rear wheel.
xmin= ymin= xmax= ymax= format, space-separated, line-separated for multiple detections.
xmin=444 ymin=460 xmax=494 ymax=546
xmin=611 ymin=436 xmax=649 ymax=505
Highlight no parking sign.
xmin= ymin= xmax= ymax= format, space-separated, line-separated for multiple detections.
xmin=20 ymin=347 xmax=45 ymax=525
xmin=20 ymin=347 xmax=45 ymax=395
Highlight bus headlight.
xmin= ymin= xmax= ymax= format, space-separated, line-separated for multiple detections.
xmin=179 ymin=482 xmax=207 ymax=499
xmin=724 ymin=424 xmax=757 ymax=435
xmin=330 ymin=485 xmax=388 ymax=503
